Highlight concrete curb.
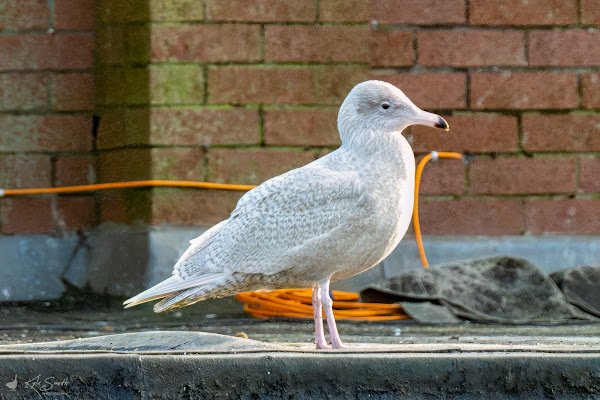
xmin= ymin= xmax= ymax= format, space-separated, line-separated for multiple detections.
xmin=1 ymin=352 xmax=599 ymax=399
xmin=0 ymin=331 xmax=599 ymax=399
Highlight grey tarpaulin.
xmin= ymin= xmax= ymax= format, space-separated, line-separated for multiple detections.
xmin=552 ymin=265 xmax=600 ymax=318
xmin=361 ymin=256 xmax=596 ymax=323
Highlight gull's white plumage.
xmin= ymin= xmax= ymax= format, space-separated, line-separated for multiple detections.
xmin=124 ymin=80 xmax=449 ymax=348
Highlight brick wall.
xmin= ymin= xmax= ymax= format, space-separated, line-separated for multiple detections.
xmin=373 ymin=0 xmax=600 ymax=236
xmin=0 ymin=0 xmax=96 ymax=234
xmin=1 ymin=0 xmax=599 ymax=236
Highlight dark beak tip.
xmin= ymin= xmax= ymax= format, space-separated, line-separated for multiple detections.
xmin=434 ymin=117 xmax=449 ymax=131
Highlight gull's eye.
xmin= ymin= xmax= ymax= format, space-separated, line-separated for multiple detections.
xmin=381 ymin=102 xmax=390 ymax=110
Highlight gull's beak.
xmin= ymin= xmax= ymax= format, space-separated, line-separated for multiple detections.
xmin=411 ymin=110 xmax=450 ymax=131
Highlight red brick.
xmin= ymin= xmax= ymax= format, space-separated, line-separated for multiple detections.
xmin=319 ymin=0 xmax=368 ymax=22
xmin=128 ymin=26 xmax=152 ymax=63
xmin=54 ymin=196 xmax=96 ymax=230
xmin=0 ymin=73 xmax=48 ymax=111
xmin=526 ymin=199 xmax=600 ymax=234
xmin=580 ymin=158 xmax=600 ymax=193
xmin=149 ymin=65 xmax=204 ymax=105
xmin=96 ymin=26 xmax=126 ymax=66
xmin=0 ymin=155 xmax=52 ymax=188
xmin=530 ymin=30 xmax=600 ymax=67
xmin=99 ymin=149 xmax=151 ymax=182
xmin=373 ymin=73 xmax=467 ymax=109
xmin=469 ymin=0 xmax=577 ymax=25
xmin=0 ymin=33 xmax=94 ymax=71
xmin=207 ymin=149 xmax=315 ymax=185
xmin=0 ymin=115 xmax=92 ymax=152
xmin=149 ymin=0 xmax=204 ymax=21
xmin=51 ymin=73 xmax=94 ymax=111
xmin=149 ymin=108 xmax=260 ymax=146
xmin=370 ymin=0 xmax=466 ymax=25
xmin=470 ymin=72 xmax=578 ymax=110
xmin=581 ymin=0 xmax=600 ymax=24
xmin=265 ymin=25 xmax=369 ymax=63
xmin=522 ymin=114 xmax=600 ymax=152
xmin=206 ymin=0 xmax=315 ymax=22
xmin=54 ymin=0 xmax=94 ymax=30
xmin=99 ymin=191 xmax=129 ymax=224
xmin=151 ymin=148 xmax=205 ymax=181
xmin=96 ymin=110 xmax=131 ymax=150
xmin=0 ymin=0 xmax=49 ymax=30
xmin=1 ymin=198 xmax=54 ymax=234
xmin=208 ymin=66 xmax=368 ymax=105
xmin=470 ymin=157 xmax=576 ymax=195
xmin=418 ymin=30 xmax=526 ymax=67
xmin=410 ymin=114 xmax=518 ymax=153
xmin=151 ymin=189 xmax=245 ymax=226
xmin=582 ymin=73 xmax=600 ymax=108
xmin=98 ymin=190 xmax=152 ymax=225
xmin=417 ymin=158 xmax=466 ymax=195
xmin=119 ymin=108 xmax=153 ymax=149
xmin=264 ymin=109 xmax=340 ymax=146
xmin=96 ymin=0 xmax=148 ymax=23
xmin=96 ymin=66 xmax=148 ymax=106
xmin=370 ymin=31 xmax=414 ymax=67
xmin=1 ymin=194 xmax=94 ymax=233
xmin=55 ymin=155 xmax=96 ymax=186
xmin=419 ymin=199 xmax=522 ymax=235
xmin=151 ymin=25 xmax=261 ymax=63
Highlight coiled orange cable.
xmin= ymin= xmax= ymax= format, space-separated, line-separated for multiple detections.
xmin=0 ymin=151 xmax=463 ymax=320
xmin=235 ymin=289 xmax=410 ymax=321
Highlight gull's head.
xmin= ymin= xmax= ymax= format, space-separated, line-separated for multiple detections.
xmin=338 ymin=80 xmax=449 ymax=146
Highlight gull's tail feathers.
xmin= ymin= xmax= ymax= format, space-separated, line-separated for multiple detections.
xmin=123 ymin=273 xmax=225 ymax=309
xmin=152 ymin=285 xmax=213 ymax=313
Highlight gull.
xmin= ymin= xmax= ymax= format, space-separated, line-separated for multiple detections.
xmin=124 ymin=80 xmax=449 ymax=349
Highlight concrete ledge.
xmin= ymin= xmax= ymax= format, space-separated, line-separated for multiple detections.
xmin=0 ymin=348 xmax=599 ymax=399
xmin=0 ymin=324 xmax=599 ymax=398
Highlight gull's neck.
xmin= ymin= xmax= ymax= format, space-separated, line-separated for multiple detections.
xmin=340 ymin=126 xmax=412 ymax=160
xmin=335 ymin=125 xmax=415 ymax=184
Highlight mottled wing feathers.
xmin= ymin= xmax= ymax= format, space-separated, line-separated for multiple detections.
xmin=171 ymin=220 xmax=227 ymax=278
xmin=174 ymin=160 xmax=366 ymax=279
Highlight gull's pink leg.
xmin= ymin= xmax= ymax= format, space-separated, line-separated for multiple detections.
xmin=320 ymin=279 xmax=345 ymax=349
xmin=313 ymin=284 xmax=330 ymax=349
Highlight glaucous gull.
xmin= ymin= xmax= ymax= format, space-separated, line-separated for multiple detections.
xmin=124 ymin=80 xmax=449 ymax=349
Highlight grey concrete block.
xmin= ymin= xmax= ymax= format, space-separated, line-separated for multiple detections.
xmin=331 ymin=262 xmax=385 ymax=292
xmin=147 ymin=226 xmax=208 ymax=287
xmin=383 ymin=235 xmax=600 ymax=280
xmin=86 ymin=223 xmax=150 ymax=297
xmin=62 ymin=242 xmax=88 ymax=289
xmin=0 ymin=235 xmax=79 ymax=301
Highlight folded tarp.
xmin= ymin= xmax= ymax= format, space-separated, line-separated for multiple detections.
xmin=552 ymin=265 xmax=600 ymax=318
xmin=361 ymin=256 xmax=597 ymax=324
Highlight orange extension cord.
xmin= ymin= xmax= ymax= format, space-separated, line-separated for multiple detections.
xmin=0 ymin=151 xmax=462 ymax=320
xmin=413 ymin=151 xmax=464 ymax=268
